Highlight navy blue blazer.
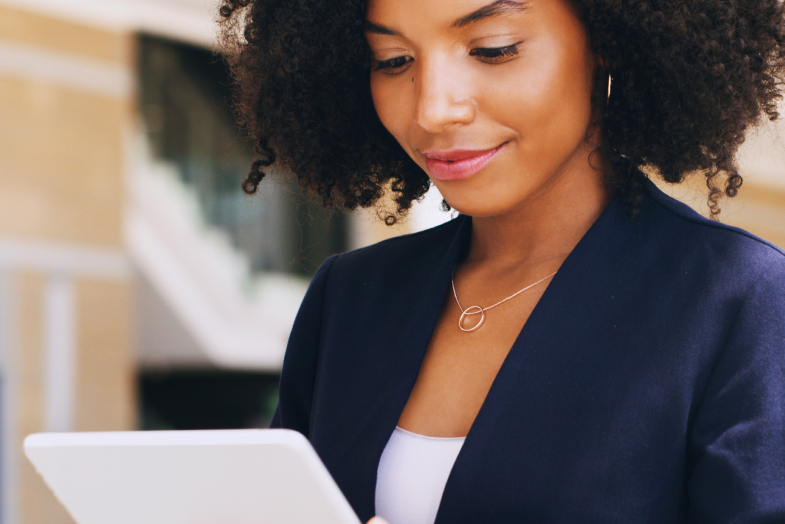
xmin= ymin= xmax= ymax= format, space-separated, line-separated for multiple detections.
xmin=271 ymin=179 xmax=785 ymax=523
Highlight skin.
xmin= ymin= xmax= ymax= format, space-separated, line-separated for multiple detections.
xmin=363 ymin=0 xmax=610 ymax=519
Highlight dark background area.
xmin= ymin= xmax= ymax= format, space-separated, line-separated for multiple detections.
xmin=139 ymin=371 xmax=281 ymax=430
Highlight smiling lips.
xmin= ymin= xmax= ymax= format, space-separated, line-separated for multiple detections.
xmin=422 ymin=143 xmax=506 ymax=181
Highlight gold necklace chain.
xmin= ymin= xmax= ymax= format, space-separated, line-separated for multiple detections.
xmin=451 ymin=270 xmax=557 ymax=333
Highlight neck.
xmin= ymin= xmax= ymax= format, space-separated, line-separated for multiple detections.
xmin=465 ymin=150 xmax=612 ymax=272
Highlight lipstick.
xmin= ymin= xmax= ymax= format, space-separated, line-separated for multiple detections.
xmin=422 ymin=143 xmax=506 ymax=181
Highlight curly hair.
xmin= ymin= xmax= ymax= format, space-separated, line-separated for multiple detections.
xmin=218 ymin=0 xmax=785 ymax=222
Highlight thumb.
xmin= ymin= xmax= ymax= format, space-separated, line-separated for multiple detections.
xmin=367 ymin=518 xmax=390 ymax=524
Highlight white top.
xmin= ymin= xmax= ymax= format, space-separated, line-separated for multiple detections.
xmin=375 ymin=427 xmax=466 ymax=524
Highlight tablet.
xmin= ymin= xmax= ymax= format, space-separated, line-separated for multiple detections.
xmin=24 ymin=429 xmax=361 ymax=524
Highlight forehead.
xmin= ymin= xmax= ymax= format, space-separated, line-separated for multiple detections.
xmin=365 ymin=0 xmax=529 ymax=31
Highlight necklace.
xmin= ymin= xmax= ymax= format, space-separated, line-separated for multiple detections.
xmin=451 ymin=269 xmax=557 ymax=332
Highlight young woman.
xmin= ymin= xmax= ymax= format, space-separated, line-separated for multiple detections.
xmin=218 ymin=0 xmax=785 ymax=522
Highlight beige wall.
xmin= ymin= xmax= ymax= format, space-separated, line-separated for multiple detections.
xmin=0 ymin=7 xmax=127 ymax=64
xmin=0 ymin=76 xmax=128 ymax=245
xmin=656 ymin=174 xmax=785 ymax=249
xmin=716 ymin=182 xmax=785 ymax=249
xmin=0 ymin=6 xmax=135 ymax=524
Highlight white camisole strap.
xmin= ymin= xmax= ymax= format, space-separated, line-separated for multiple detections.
xmin=374 ymin=427 xmax=466 ymax=524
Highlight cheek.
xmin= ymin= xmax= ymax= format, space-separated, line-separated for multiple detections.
xmin=370 ymin=76 xmax=413 ymax=146
xmin=479 ymin=57 xmax=594 ymax=200
xmin=485 ymin=44 xmax=594 ymax=148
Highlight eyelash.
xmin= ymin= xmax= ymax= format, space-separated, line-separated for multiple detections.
xmin=372 ymin=42 xmax=521 ymax=74
xmin=373 ymin=55 xmax=413 ymax=73
xmin=470 ymin=42 xmax=521 ymax=63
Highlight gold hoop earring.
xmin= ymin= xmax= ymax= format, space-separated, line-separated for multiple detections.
xmin=607 ymin=73 xmax=612 ymax=103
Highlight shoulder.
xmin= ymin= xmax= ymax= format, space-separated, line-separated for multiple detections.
xmin=641 ymin=179 xmax=785 ymax=283
xmin=326 ymin=215 xmax=466 ymax=281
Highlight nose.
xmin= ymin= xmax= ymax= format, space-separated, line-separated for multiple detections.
xmin=414 ymin=55 xmax=476 ymax=133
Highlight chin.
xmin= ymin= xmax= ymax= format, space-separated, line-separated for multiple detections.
xmin=435 ymin=173 xmax=544 ymax=219
xmin=439 ymin=190 xmax=526 ymax=219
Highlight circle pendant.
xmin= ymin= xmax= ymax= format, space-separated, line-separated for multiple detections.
xmin=459 ymin=305 xmax=485 ymax=332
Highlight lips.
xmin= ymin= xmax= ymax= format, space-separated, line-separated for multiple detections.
xmin=422 ymin=143 xmax=506 ymax=181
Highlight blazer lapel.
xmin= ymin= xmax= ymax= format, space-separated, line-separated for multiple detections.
xmin=310 ymin=215 xmax=472 ymax=521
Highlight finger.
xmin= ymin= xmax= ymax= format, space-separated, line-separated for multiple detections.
xmin=367 ymin=517 xmax=389 ymax=524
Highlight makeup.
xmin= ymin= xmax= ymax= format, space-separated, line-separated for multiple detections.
xmin=422 ymin=143 xmax=506 ymax=181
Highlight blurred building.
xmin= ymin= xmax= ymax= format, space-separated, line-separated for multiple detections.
xmin=0 ymin=1 xmax=782 ymax=524
xmin=0 ymin=2 xmax=446 ymax=522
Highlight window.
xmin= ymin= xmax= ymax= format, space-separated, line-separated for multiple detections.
xmin=137 ymin=34 xmax=347 ymax=276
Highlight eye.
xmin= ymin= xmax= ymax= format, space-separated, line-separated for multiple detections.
xmin=470 ymin=42 xmax=521 ymax=64
xmin=372 ymin=55 xmax=414 ymax=74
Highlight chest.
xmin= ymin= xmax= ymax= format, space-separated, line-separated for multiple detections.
xmin=397 ymin=284 xmax=548 ymax=437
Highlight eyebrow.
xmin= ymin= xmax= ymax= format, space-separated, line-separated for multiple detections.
xmin=451 ymin=0 xmax=529 ymax=29
xmin=364 ymin=0 xmax=529 ymax=35
xmin=363 ymin=19 xmax=398 ymax=35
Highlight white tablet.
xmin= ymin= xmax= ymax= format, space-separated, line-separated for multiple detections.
xmin=24 ymin=429 xmax=361 ymax=524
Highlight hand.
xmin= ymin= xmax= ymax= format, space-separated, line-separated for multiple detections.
xmin=367 ymin=518 xmax=389 ymax=524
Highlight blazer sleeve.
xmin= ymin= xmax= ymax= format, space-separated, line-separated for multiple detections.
xmin=270 ymin=254 xmax=339 ymax=435
xmin=687 ymin=256 xmax=785 ymax=523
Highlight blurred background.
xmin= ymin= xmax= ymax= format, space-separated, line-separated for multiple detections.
xmin=0 ymin=0 xmax=783 ymax=523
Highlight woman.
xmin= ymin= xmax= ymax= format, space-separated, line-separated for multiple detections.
xmin=218 ymin=0 xmax=785 ymax=522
